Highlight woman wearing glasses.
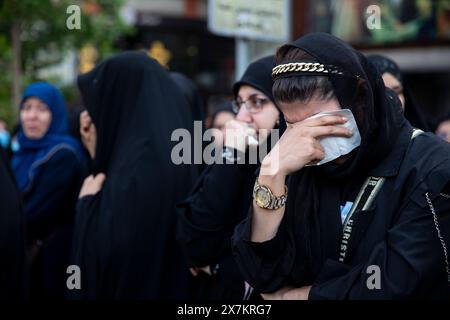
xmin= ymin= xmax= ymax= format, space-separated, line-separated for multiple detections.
xmin=177 ymin=56 xmax=285 ymax=300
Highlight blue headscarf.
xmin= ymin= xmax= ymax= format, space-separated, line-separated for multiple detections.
xmin=12 ymin=82 xmax=84 ymax=192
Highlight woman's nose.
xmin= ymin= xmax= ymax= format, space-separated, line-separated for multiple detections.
xmin=26 ymin=108 xmax=38 ymax=120
xmin=236 ymin=106 xmax=253 ymax=123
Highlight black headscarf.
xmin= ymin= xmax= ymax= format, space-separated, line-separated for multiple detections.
xmin=367 ymin=54 xmax=431 ymax=132
xmin=233 ymin=56 xmax=276 ymax=103
xmin=75 ymin=51 xmax=196 ymax=298
xmin=233 ymin=55 xmax=287 ymax=135
xmin=277 ymin=33 xmax=408 ymax=280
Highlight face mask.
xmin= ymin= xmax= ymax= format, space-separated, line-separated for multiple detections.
xmin=305 ymin=109 xmax=361 ymax=166
xmin=0 ymin=129 xmax=10 ymax=148
xmin=11 ymin=138 xmax=20 ymax=153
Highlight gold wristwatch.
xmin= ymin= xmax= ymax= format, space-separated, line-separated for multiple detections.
xmin=253 ymin=179 xmax=288 ymax=210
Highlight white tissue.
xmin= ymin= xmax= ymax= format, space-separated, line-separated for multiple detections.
xmin=305 ymin=109 xmax=361 ymax=165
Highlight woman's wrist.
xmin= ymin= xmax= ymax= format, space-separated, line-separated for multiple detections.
xmin=257 ymin=160 xmax=287 ymax=196
xmin=260 ymin=153 xmax=287 ymax=177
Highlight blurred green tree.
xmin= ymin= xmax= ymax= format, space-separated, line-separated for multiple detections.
xmin=0 ymin=0 xmax=132 ymax=127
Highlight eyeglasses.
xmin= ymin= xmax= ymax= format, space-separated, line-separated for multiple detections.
xmin=232 ymin=95 xmax=270 ymax=114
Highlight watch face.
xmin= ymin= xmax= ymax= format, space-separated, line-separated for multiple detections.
xmin=255 ymin=188 xmax=270 ymax=207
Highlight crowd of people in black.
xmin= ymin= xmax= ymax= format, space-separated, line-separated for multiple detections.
xmin=0 ymin=32 xmax=449 ymax=300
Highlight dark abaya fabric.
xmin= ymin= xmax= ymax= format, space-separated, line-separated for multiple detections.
xmin=170 ymin=72 xmax=206 ymax=176
xmin=170 ymin=72 xmax=205 ymax=124
xmin=0 ymin=147 xmax=25 ymax=299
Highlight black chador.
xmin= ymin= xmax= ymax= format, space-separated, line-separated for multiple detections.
xmin=71 ymin=52 xmax=197 ymax=299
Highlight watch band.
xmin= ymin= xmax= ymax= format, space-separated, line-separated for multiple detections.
xmin=268 ymin=191 xmax=288 ymax=210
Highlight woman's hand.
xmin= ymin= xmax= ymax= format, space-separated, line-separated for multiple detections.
xmin=282 ymin=286 xmax=312 ymax=300
xmin=223 ymin=120 xmax=257 ymax=152
xmin=261 ymin=286 xmax=312 ymax=300
xmin=79 ymin=173 xmax=106 ymax=199
xmin=80 ymin=110 xmax=97 ymax=159
xmin=261 ymin=286 xmax=294 ymax=300
xmin=189 ymin=265 xmax=212 ymax=276
xmin=260 ymin=115 xmax=352 ymax=177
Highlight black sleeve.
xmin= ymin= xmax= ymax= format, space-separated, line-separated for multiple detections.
xmin=231 ymin=208 xmax=295 ymax=293
xmin=24 ymin=149 xmax=82 ymax=241
xmin=309 ymin=184 xmax=450 ymax=299
xmin=177 ymin=159 xmax=251 ymax=267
